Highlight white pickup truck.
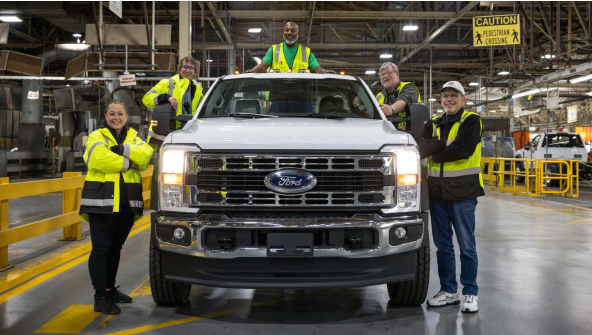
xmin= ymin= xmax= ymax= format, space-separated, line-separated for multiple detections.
xmin=514 ymin=132 xmax=590 ymax=185
xmin=148 ymin=73 xmax=432 ymax=306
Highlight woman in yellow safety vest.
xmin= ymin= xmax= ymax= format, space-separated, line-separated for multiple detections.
xmin=79 ymin=100 xmax=153 ymax=314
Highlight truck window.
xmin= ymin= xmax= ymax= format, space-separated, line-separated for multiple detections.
xmin=542 ymin=134 xmax=584 ymax=148
xmin=199 ymin=78 xmax=380 ymax=119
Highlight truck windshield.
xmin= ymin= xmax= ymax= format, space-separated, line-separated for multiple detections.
xmin=542 ymin=133 xmax=585 ymax=148
xmin=198 ymin=78 xmax=380 ymax=119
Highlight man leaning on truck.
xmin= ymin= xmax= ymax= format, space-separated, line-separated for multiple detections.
xmin=415 ymin=81 xmax=484 ymax=314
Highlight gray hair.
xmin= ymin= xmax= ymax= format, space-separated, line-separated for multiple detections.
xmin=379 ymin=62 xmax=399 ymax=75
xmin=177 ymin=56 xmax=199 ymax=72
xmin=285 ymin=21 xmax=299 ymax=32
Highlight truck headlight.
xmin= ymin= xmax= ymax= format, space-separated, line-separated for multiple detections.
xmin=380 ymin=146 xmax=420 ymax=214
xmin=159 ymin=145 xmax=199 ymax=213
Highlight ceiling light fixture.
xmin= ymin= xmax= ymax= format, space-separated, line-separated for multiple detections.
xmin=0 ymin=16 xmax=22 ymax=22
xmin=429 ymin=98 xmax=436 ymax=101
xmin=570 ymin=74 xmax=592 ymax=83
xmin=466 ymin=102 xmax=474 ymax=105
xmin=469 ymin=82 xmax=479 ymax=86
xmin=365 ymin=70 xmax=376 ymax=75
xmin=403 ymin=25 xmax=418 ymax=31
xmin=206 ymin=59 xmax=213 ymax=62
xmin=248 ymin=28 xmax=262 ymax=33
xmin=73 ymin=33 xmax=82 ymax=37
xmin=498 ymin=71 xmax=510 ymax=75
xmin=436 ymin=109 xmax=443 ymax=113
xmin=490 ymin=110 xmax=496 ymax=113
xmin=512 ymin=88 xmax=540 ymax=99
xmin=380 ymin=53 xmax=392 ymax=59
xmin=541 ymin=54 xmax=556 ymax=59
xmin=587 ymin=91 xmax=592 ymax=96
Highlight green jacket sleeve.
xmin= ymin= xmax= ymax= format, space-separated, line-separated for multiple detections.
xmin=142 ymin=79 xmax=170 ymax=108
xmin=123 ymin=137 xmax=154 ymax=171
xmin=84 ymin=131 xmax=130 ymax=173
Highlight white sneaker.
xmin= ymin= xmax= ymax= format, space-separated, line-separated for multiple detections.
xmin=461 ymin=295 xmax=478 ymax=313
xmin=427 ymin=291 xmax=460 ymax=307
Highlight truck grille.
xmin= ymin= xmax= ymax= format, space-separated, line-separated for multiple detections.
xmin=185 ymin=154 xmax=395 ymax=207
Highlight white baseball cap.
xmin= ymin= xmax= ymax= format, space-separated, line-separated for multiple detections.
xmin=441 ymin=81 xmax=465 ymax=95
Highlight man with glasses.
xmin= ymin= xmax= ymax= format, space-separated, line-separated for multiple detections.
xmin=245 ymin=22 xmax=333 ymax=74
xmin=142 ymin=57 xmax=204 ymax=148
xmin=375 ymin=62 xmax=421 ymax=130
xmin=415 ymin=81 xmax=484 ymax=313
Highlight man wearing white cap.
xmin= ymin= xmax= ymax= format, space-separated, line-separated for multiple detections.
xmin=415 ymin=81 xmax=484 ymax=313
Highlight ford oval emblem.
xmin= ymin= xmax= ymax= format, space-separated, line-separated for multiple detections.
xmin=264 ymin=169 xmax=317 ymax=194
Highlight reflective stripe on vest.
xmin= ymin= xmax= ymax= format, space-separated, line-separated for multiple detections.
xmin=81 ymin=198 xmax=114 ymax=207
xmin=85 ymin=141 xmax=108 ymax=166
xmin=275 ymin=43 xmax=281 ymax=65
xmin=168 ymin=78 xmax=174 ymax=95
xmin=129 ymin=200 xmax=144 ymax=208
xmin=427 ymin=167 xmax=482 ymax=177
xmin=148 ymin=131 xmax=166 ymax=141
xmin=427 ymin=111 xmax=482 ymax=179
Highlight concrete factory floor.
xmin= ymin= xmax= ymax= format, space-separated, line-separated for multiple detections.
xmin=1 ymin=190 xmax=591 ymax=335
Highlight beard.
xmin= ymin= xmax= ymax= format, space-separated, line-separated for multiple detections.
xmin=283 ymin=34 xmax=298 ymax=45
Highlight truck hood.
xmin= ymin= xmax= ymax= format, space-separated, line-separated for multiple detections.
xmin=167 ymin=117 xmax=412 ymax=151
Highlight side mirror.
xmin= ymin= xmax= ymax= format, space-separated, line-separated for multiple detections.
xmin=524 ymin=142 xmax=531 ymax=150
xmin=151 ymin=103 xmax=177 ymax=135
xmin=151 ymin=103 xmax=194 ymax=135
xmin=386 ymin=102 xmax=430 ymax=138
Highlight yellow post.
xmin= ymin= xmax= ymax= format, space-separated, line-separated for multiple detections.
xmin=0 ymin=177 xmax=14 ymax=271
xmin=143 ymin=165 xmax=153 ymax=209
xmin=61 ymin=172 xmax=84 ymax=241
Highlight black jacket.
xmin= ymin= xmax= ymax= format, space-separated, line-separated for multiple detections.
xmin=415 ymin=108 xmax=484 ymax=200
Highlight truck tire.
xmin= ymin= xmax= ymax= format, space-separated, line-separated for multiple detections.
xmin=546 ymin=165 xmax=559 ymax=188
xmin=149 ymin=239 xmax=191 ymax=305
xmin=387 ymin=244 xmax=430 ymax=305
xmin=515 ymin=161 xmax=525 ymax=183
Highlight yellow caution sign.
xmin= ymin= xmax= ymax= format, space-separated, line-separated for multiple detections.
xmin=473 ymin=14 xmax=520 ymax=47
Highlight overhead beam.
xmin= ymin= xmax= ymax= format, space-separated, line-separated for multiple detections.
xmin=306 ymin=1 xmax=315 ymax=46
xmin=398 ymin=1 xmax=479 ymax=64
xmin=327 ymin=24 xmax=344 ymax=43
xmin=8 ymin=28 xmax=39 ymax=42
xmin=348 ymin=1 xmax=381 ymax=41
xmin=206 ymin=2 xmax=231 ymax=43
xmin=571 ymin=1 xmax=590 ymax=39
xmin=119 ymin=9 xmax=538 ymax=20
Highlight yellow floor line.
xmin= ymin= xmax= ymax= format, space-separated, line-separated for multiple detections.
xmin=129 ymin=277 xmax=151 ymax=298
xmin=34 ymin=305 xmax=100 ymax=334
xmin=101 ymin=295 xmax=309 ymax=335
xmin=10 ymin=211 xmax=60 ymax=225
xmin=0 ymin=216 xmax=151 ymax=305
xmin=567 ymin=204 xmax=592 ymax=212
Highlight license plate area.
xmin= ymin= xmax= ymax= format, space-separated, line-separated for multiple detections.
xmin=267 ymin=233 xmax=313 ymax=258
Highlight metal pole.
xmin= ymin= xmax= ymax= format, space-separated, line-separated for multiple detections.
xmin=124 ymin=45 xmax=129 ymax=74
xmin=202 ymin=2 xmax=206 ymax=79
xmin=152 ymin=1 xmax=156 ymax=70
xmin=556 ymin=1 xmax=560 ymax=60
xmin=530 ymin=2 xmax=534 ymax=65
xmin=143 ymin=2 xmax=152 ymax=67
xmin=429 ymin=48 xmax=432 ymax=115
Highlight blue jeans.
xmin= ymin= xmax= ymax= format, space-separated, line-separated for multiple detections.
xmin=430 ymin=198 xmax=479 ymax=296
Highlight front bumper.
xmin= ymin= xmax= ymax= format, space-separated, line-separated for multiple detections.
xmin=152 ymin=211 xmax=428 ymax=288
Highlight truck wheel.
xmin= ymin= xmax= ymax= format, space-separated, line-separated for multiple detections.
xmin=515 ymin=162 xmax=525 ymax=183
xmin=546 ymin=165 xmax=559 ymax=188
xmin=149 ymin=238 xmax=191 ymax=305
xmin=387 ymin=244 xmax=430 ymax=305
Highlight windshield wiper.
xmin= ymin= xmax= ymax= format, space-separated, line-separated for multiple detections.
xmin=202 ymin=113 xmax=277 ymax=118
xmin=306 ymin=113 xmax=345 ymax=119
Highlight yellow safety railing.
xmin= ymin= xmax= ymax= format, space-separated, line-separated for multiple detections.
xmin=482 ymin=157 xmax=579 ymax=198
xmin=0 ymin=166 xmax=153 ymax=271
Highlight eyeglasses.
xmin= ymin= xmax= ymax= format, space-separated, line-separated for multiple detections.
xmin=441 ymin=93 xmax=461 ymax=99
xmin=182 ymin=65 xmax=196 ymax=71
xmin=379 ymin=71 xmax=397 ymax=78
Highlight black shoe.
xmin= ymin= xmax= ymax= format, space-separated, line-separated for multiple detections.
xmin=94 ymin=294 xmax=121 ymax=314
xmin=107 ymin=286 xmax=133 ymax=303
